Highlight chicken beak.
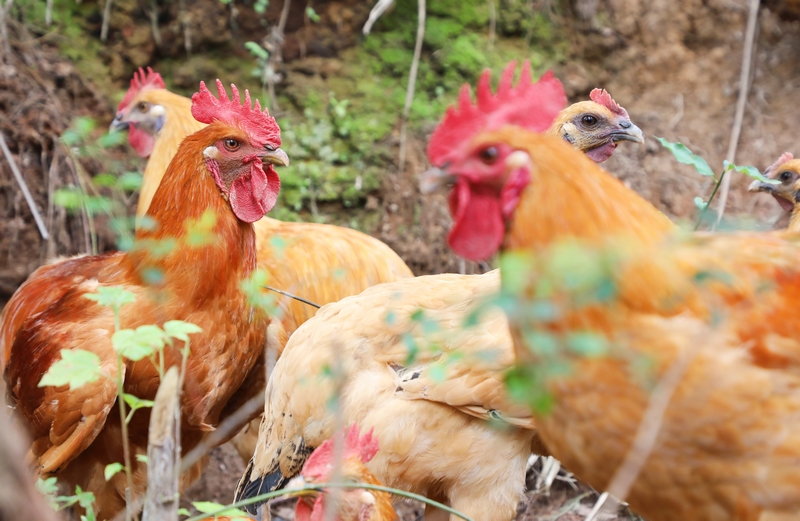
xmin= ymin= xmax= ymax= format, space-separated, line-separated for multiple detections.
xmin=749 ymin=179 xmax=775 ymax=194
xmin=109 ymin=113 xmax=130 ymax=133
xmin=419 ymin=167 xmax=455 ymax=194
xmin=611 ymin=123 xmax=645 ymax=145
xmin=263 ymin=147 xmax=290 ymax=167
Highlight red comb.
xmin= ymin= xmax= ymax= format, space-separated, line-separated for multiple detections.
xmin=191 ymin=79 xmax=281 ymax=149
xmin=427 ymin=61 xmax=567 ymax=167
xmin=303 ymin=424 xmax=380 ymax=476
xmin=589 ymin=89 xmax=629 ymax=119
xmin=118 ymin=67 xmax=165 ymax=110
xmin=765 ymin=152 xmax=795 ymax=177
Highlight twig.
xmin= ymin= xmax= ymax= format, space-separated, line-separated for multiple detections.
xmin=714 ymin=0 xmax=760 ymax=226
xmin=101 ymin=0 xmax=113 ymax=42
xmin=263 ymin=0 xmax=292 ymax=112
xmin=263 ymin=285 xmax=321 ymax=309
xmin=0 ymin=132 xmax=50 ymax=240
xmin=604 ymin=342 xmax=701 ymax=503
xmin=148 ymin=0 xmax=161 ymax=47
xmin=45 ymin=0 xmax=53 ymax=25
xmin=178 ymin=0 xmax=191 ymax=56
xmin=583 ymin=491 xmax=608 ymax=521
xmin=0 ymin=0 xmax=13 ymax=59
xmin=397 ymin=0 xmax=425 ymax=174
xmin=362 ymin=0 xmax=395 ymax=35
xmin=487 ymin=0 xmax=496 ymax=51
xmin=142 ymin=367 xmax=180 ymax=521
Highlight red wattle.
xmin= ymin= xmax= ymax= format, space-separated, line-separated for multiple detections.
xmin=584 ymin=141 xmax=617 ymax=163
xmin=447 ymin=178 xmax=505 ymax=261
xmin=229 ymin=160 xmax=281 ymax=223
xmin=773 ymin=194 xmax=795 ymax=213
xmin=128 ymin=125 xmax=155 ymax=158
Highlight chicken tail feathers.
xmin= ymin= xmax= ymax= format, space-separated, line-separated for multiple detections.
xmin=234 ymin=457 xmax=292 ymax=516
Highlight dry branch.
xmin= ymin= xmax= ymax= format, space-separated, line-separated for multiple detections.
xmin=142 ymin=367 xmax=181 ymax=521
xmin=714 ymin=0 xmax=760 ymax=225
xmin=101 ymin=0 xmax=113 ymax=42
xmin=0 ymin=132 xmax=50 ymax=240
xmin=397 ymin=0 xmax=425 ymax=174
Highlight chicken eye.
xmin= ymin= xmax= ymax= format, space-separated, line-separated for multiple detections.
xmin=265 ymin=144 xmax=276 ymax=152
xmin=137 ymin=102 xmax=148 ymax=113
xmin=781 ymin=171 xmax=793 ymax=182
xmin=581 ymin=114 xmax=598 ymax=126
xmin=478 ymin=146 xmax=499 ymax=164
xmin=223 ymin=139 xmax=240 ymax=151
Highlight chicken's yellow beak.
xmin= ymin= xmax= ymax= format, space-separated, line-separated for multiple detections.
xmin=263 ymin=148 xmax=290 ymax=167
xmin=419 ymin=167 xmax=455 ymax=194
xmin=611 ymin=123 xmax=645 ymax=145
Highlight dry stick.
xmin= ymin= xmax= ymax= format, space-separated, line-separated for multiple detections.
xmin=45 ymin=0 xmax=53 ymax=25
xmin=713 ymin=0 xmax=760 ymax=227
xmin=362 ymin=0 xmax=395 ymax=35
xmin=0 ymin=0 xmax=12 ymax=59
xmin=101 ymin=0 xmax=113 ymax=42
xmin=142 ymin=367 xmax=180 ymax=521
xmin=397 ymin=0 xmax=425 ymax=175
xmin=265 ymin=0 xmax=292 ymax=113
xmin=0 ymin=132 xmax=50 ymax=240
xmin=148 ymin=0 xmax=161 ymax=47
xmin=179 ymin=0 xmax=191 ymax=56
xmin=603 ymin=342 xmax=701 ymax=504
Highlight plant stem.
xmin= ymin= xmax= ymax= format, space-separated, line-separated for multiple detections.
xmin=397 ymin=0 xmax=426 ymax=174
xmin=694 ymin=169 xmax=727 ymax=231
xmin=101 ymin=0 xmax=113 ymax=42
xmin=185 ymin=483 xmax=475 ymax=521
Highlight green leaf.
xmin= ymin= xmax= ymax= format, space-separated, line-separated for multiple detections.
xmin=97 ymin=131 xmax=128 ymax=148
xmin=74 ymin=117 xmax=97 ymax=138
xmin=118 ymin=172 xmax=144 ymax=191
xmin=163 ymin=320 xmax=203 ymax=343
xmin=306 ymin=6 xmax=321 ymax=22
xmin=730 ymin=162 xmax=779 ymax=184
xmin=192 ymin=501 xmax=251 ymax=519
xmin=693 ymin=196 xmax=708 ymax=210
xmin=244 ymin=41 xmax=269 ymax=60
xmin=565 ymin=332 xmax=608 ymax=357
xmin=112 ymin=325 xmax=167 ymax=362
xmin=37 ymin=477 xmax=59 ymax=496
xmin=93 ymin=173 xmax=117 ymax=187
xmin=498 ymin=251 xmax=534 ymax=296
xmin=104 ymin=463 xmax=124 ymax=481
xmin=84 ymin=286 xmax=136 ymax=310
xmin=39 ymin=349 xmax=103 ymax=390
xmin=184 ymin=209 xmax=219 ymax=247
xmin=655 ymin=137 xmax=715 ymax=177
xmin=178 ymin=508 xmax=192 ymax=517
xmin=122 ymin=393 xmax=155 ymax=411
xmin=136 ymin=454 xmax=149 ymax=464
xmin=53 ymin=188 xmax=83 ymax=210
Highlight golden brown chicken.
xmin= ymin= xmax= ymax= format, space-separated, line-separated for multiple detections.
xmin=749 ymin=152 xmax=800 ymax=232
xmin=286 ymin=424 xmax=398 ymax=521
xmin=1 ymin=80 xmax=289 ymax=520
xmin=235 ymin=269 xmax=538 ymax=521
xmin=111 ymin=68 xmax=413 ymax=460
xmin=425 ymin=61 xmax=800 ymax=521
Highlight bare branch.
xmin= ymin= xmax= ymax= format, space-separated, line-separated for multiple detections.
xmin=714 ymin=0 xmax=760 ymax=226
xmin=148 ymin=0 xmax=161 ymax=47
xmin=0 ymin=132 xmax=50 ymax=240
xmin=397 ymin=0 xmax=425 ymax=174
xmin=101 ymin=0 xmax=114 ymax=42
xmin=45 ymin=0 xmax=53 ymax=26
xmin=143 ymin=367 xmax=181 ymax=521
xmin=0 ymin=0 xmax=14 ymax=61
xmin=362 ymin=0 xmax=394 ymax=35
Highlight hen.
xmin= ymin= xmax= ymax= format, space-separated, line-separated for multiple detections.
xmin=427 ymin=61 xmax=800 ymax=521
xmin=286 ymin=424 xmax=398 ymax=521
xmin=749 ymin=152 xmax=800 ymax=231
xmin=1 ymin=79 xmax=289 ymax=520
xmin=111 ymin=68 xmax=413 ymax=460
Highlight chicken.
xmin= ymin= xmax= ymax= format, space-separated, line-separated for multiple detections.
xmin=425 ymin=61 xmax=800 ymax=521
xmin=285 ymin=424 xmax=398 ymax=521
xmin=1 ymin=79 xmax=290 ymax=520
xmin=111 ymin=67 xmax=413 ymax=460
xmin=749 ymin=152 xmax=800 ymax=231
xmin=547 ymin=87 xmax=644 ymax=163
xmin=235 ymin=269 xmax=540 ymax=521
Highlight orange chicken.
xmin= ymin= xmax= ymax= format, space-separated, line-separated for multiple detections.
xmin=111 ymin=68 xmax=413 ymax=460
xmin=426 ymin=61 xmax=800 ymax=521
xmin=287 ymin=424 xmax=398 ymax=521
xmin=1 ymin=79 xmax=289 ymax=520
xmin=749 ymin=152 xmax=800 ymax=232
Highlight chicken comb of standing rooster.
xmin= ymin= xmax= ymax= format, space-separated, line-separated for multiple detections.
xmin=427 ymin=60 xmax=567 ymax=167
xmin=118 ymin=67 xmax=166 ymax=110
xmin=191 ymin=79 xmax=281 ymax=149
xmin=303 ymin=424 xmax=380 ymax=477
xmin=589 ymin=88 xmax=629 ymax=119
xmin=765 ymin=152 xmax=795 ymax=176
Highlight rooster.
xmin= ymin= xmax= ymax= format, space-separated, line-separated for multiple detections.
xmin=425 ymin=61 xmax=800 ymax=521
xmin=749 ymin=152 xmax=800 ymax=231
xmin=286 ymin=424 xmax=398 ymax=521
xmin=1 ymin=79 xmax=289 ymax=520
xmin=110 ymin=68 xmax=413 ymax=460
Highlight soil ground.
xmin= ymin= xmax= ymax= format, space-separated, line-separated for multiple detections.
xmin=4 ymin=0 xmax=800 ymax=519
